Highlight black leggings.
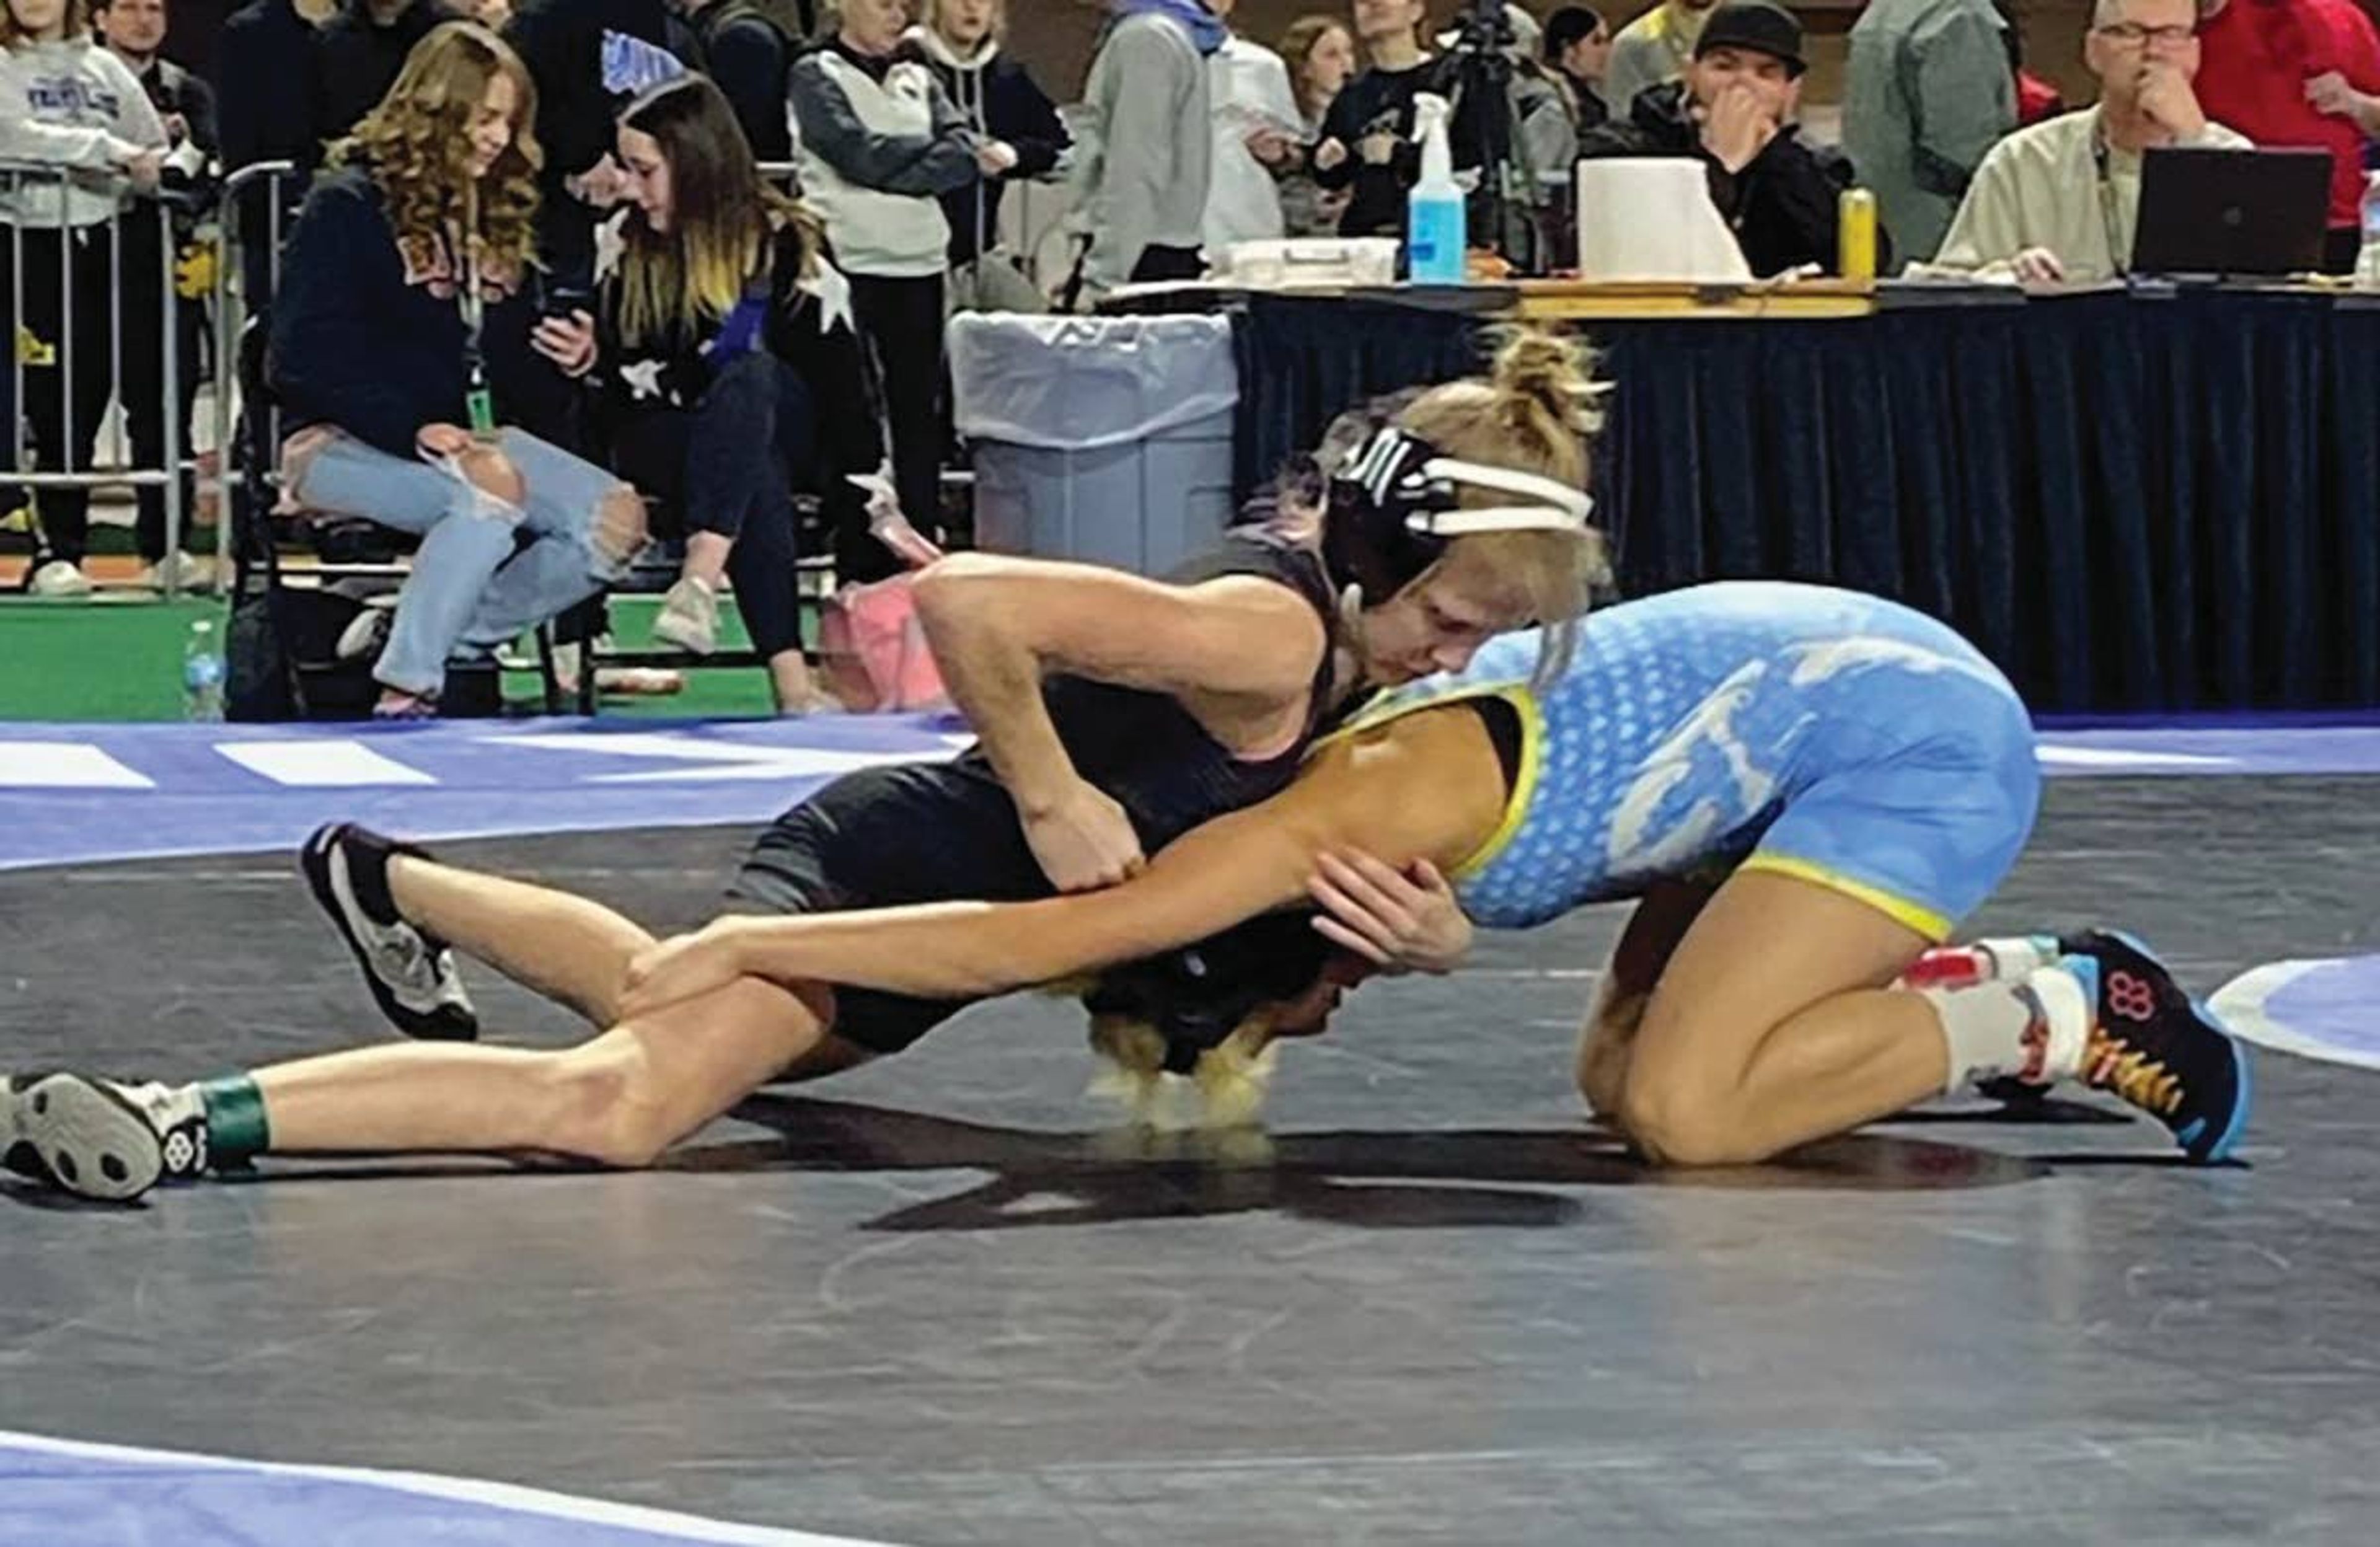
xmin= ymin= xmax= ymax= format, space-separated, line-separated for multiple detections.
xmin=848 ymin=271 xmax=943 ymax=584
xmin=1 ymin=223 xmax=121 ymax=564
xmin=610 ymin=351 xmax=814 ymax=659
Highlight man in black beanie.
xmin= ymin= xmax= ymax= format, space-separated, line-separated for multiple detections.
xmin=1577 ymin=1 xmax=1866 ymax=276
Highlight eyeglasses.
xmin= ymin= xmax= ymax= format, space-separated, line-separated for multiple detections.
xmin=2093 ymin=22 xmax=2198 ymax=46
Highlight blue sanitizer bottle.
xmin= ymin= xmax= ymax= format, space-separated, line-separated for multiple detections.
xmin=1406 ymin=93 xmax=1466 ymax=285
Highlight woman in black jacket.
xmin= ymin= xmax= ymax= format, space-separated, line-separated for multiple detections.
xmin=913 ymin=0 xmax=1067 ymax=309
xmin=271 ymin=21 xmax=648 ymax=717
xmin=536 ymin=74 xmax=879 ymax=713
xmin=1311 ymin=0 xmax=1444 ymax=237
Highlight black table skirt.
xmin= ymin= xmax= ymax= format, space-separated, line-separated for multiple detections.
xmin=1227 ymin=289 xmax=2380 ymax=715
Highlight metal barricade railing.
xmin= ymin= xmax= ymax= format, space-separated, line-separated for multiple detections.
xmin=2 ymin=159 xmax=192 ymax=596
xmin=209 ymin=157 xmax=296 ymax=586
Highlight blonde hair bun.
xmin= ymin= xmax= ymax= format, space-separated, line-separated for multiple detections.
xmin=1486 ymin=325 xmax=1606 ymax=440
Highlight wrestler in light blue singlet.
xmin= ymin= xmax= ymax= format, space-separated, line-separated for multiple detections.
xmin=1340 ymin=581 xmax=2042 ymax=939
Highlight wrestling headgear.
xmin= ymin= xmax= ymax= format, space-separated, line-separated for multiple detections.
xmin=1319 ymin=421 xmax=1597 ymax=604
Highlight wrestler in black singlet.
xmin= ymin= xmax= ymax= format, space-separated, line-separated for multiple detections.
xmin=728 ymin=530 xmax=1342 ymax=1054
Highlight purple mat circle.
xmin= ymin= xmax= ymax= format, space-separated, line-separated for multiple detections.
xmin=2260 ymin=956 xmax=2380 ymax=1059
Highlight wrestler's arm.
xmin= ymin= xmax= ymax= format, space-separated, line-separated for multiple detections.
xmin=911 ymin=553 xmax=1328 ymax=797
xmin=720 ymin=708 xmax=1508 ymax=1002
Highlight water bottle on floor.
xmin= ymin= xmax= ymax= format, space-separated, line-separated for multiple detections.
xmin=2358 ymin=172 xmax=2380 ymax=291
xmin=183 ymin=617 xmax=225 ymax=723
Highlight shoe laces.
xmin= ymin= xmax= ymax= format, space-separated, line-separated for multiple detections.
xmin=2086 ymin=1031 xmax=2184 ymax=1116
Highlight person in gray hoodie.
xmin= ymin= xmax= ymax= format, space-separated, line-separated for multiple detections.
xmin=1065 ymin=0 xmax=1218 ymax=306
xmin=1 ymin=0 xmax=168 ymax=597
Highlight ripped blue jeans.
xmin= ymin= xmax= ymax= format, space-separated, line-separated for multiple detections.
xmin=284 ymin=427 xmax=641 ymax=697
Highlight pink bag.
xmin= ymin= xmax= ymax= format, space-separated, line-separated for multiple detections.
xmin=819 ymin=470 xmax=950 ymax=712
xmin=820 ymin=573 xmax=948 ymax=713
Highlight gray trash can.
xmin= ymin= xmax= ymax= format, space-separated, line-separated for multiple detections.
xmin=950 ymin=314 xmax=1239 ymax=576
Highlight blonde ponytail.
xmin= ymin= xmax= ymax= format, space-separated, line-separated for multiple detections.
xmin=1484 ymin=325 xmax=1606 ymax=457
xmin=1393 ymin=325 xmax=1613 ymax=641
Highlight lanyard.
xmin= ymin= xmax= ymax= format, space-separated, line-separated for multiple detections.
xmin=2091 ymin=125 xmax=2130 ymax=278
xmin=456 ymin=196 xmax=496 ymax=439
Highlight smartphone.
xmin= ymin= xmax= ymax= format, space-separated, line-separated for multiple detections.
xmin=540 ymin=281 xmax=594 ymax=322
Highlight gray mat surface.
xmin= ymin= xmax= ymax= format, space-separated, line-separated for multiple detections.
xmin=4 ymin=777 xmax=2376 ymax=1545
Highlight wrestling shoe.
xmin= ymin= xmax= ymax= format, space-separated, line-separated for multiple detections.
xmin=301 ymin=822 xmax=480 ymax=1041
xmin=1 ymin=1074 xmax=207 ymax=1202
xmin=2058 ymin=930 xmax=2251 ymax=1164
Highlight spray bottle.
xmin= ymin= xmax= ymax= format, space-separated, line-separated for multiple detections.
xmin=1406 ymin=92 xmax=1466 ymax=285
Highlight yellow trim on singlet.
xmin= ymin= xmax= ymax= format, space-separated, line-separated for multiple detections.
xmin=1310 ymin=682 xmax=1546 ymax=881
xmin=1737 ymin=853 xmax=1955 ymax=943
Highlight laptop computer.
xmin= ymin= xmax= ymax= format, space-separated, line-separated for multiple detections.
xmin=2131 ymin=146 xmax=2332 ymax=278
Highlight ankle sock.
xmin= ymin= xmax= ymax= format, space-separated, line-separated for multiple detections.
xmin=1923 ymin=964 xmax=2091 ymax=1094
xmin=1901 ymin=934 xmax=2063 ymax=990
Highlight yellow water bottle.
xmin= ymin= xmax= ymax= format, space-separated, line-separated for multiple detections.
xmin=1839 ymin=187 xmax=1878 ymax=283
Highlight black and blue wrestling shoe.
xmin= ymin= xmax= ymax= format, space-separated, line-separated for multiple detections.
xmin=2058 ymin=930 xmax=2252 ymax=1165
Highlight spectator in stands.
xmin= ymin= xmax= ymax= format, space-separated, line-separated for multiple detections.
xmin=219 ymin=0 xmax=331 ymax=311
xmin=540 ymin=76 xmax=874 ymax=712
xmin=1845 ymin=0 xmax=2016 ymax=266
xmin=317 ymin=0 xmax=456 ymax=144
xmin=790 ymin=0 xmax=989 ymax=576
xmin=94 ymin=0 xmax=213 ymax=591
xmin=1996 ymin=0 xmax=2066 ymax=124
xmin=506 ymin=0 xmax=689 ymax=285
xmin=0 ymin=0 xmax=167 ymax=597
xmin=671 ymin=0 xmax=797 ymax=161
xmin=915 ymin=0 xmax=1067 ymax=312
xmin=2195 ymin=0 xmax=2380 ymax=274
xmin=97 ymin=0 xmax=211 ymax=156
xmin=1544 ymin=4 xmax=1613 ymax=129
xmin=221 ymin=0 xmax=330 ymax=175
xmin=1313 ymin=0 xmax=1437 ymax=237
xmin=1067 ymin=0 xmax=1219 ymax=299
xmin=1578 ymin=1 xmax=1852 ymax=277
xmin=1931 ymin=0 xmax=2247 ymax=284
xmin=1501 ymin=4 xmax=1580 ymax=198
xmin=271 ymin=22 xmax=648 ymax=717
xmin=1604 ymin=0 xmax=1716 ymax=113
xmin=1276 ymin=11 xmax=1353 ymax=234
xmin=1202 ymin=0 xmax=1302 ymax=254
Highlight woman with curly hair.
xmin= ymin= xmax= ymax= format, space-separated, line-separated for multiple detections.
xmin=532 ymin=74 xmax=881 ymax=713
xmin=269 ymin=20 xmax=650 ymax=718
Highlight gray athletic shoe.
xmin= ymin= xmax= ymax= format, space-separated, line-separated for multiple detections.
xmin=1 ymin=1073 xmax=199 ymax=1203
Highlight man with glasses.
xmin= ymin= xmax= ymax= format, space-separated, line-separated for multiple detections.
xmin=2195 ymin=0 xmax=2380 ymax=273
xmin=1930 ymin=0 xmax=2247 ymax=284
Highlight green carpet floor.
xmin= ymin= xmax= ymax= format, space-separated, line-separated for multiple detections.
xmin=0 ymin=595 xmax=781 ymax=721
